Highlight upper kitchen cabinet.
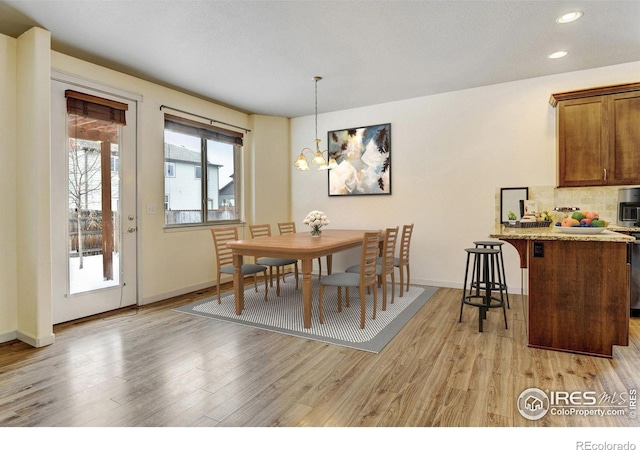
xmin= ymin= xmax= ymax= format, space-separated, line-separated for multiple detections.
xmin=550 ymin=83 xmax=640 ymax=187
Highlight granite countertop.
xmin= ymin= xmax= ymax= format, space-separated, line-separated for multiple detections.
xmin=489 ymin=224 xmax=635 ymax=242
xmin=607 ymin=225 xmax=640 ymax=233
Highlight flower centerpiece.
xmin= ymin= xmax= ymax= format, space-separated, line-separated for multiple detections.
xmin=303 ymin=210 xmax=329 ymax=237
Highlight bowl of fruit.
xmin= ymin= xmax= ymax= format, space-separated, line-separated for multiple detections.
xmin=555 ymin=211 xmax=608 ymax=234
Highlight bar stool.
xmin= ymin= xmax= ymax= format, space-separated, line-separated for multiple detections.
xmin=471 ymin=240 xmax=510 ymax=309
xmin=460 ymin=247 xmax=508 ymax=332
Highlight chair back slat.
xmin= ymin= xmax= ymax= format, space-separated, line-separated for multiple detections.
xmin=278 ymin=222 xmax=296 ymax=235
xmin=398 ymin=224 xmax=414 ymax=264
xmin=211 ymin=227 xmax=238 ymax=269
xmin=361 ymin=232 xmax=381 ymax=286
xmin=381 ymin=227 xmax=399 ymax=274
xmin=249 ymin=224 xmax=272 ymax=238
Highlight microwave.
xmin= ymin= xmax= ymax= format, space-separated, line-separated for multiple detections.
xmin=618 ymin=187 xmax=640 ymax=227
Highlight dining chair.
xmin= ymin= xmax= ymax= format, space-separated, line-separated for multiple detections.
xmin=394 ymin=224 xmax=414 ymax=297
xmin=249 ymin=224 xmax=299 ymax=295
xmin=277 ymin=221 xmax=324 ymax=279
xmin=346 ymin=226 xmax=398 ymax=310
xmin=318 ymin=231 xmax=380 ymax=329
xmin=211 ymin=227 xmax=268 ymax=304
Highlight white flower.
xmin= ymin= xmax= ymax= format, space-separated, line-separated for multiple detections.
xmin=303 ymin=210 xmax=329 ymax=229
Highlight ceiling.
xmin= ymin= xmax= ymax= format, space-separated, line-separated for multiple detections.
xmin=1 ymin=0 xmax=639 ymax=118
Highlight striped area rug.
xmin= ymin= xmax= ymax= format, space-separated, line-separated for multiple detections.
xmin=174 ymin=277 xmax=438 ymax=353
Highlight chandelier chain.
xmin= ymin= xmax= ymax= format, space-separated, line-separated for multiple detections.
xmin=293 ymin=76 xmax=336 ymax=171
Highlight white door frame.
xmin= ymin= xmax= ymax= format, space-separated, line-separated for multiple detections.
xmin=51 ymin=71 xmax=142 ymax=324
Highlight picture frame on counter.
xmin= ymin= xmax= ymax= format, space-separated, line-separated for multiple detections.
xmin=327 ymin=123 xmax=391 ymax=196
xmin=500 ymin=187 xmax=528 ymax=223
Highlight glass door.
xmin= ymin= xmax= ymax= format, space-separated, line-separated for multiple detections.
xmin=51 ymin=79 xmax=138 ymax=324
xmin=67 ymin=113 xmax=120 ymax=294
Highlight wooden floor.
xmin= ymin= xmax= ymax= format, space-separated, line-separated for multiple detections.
xmin=1 ymin=283 xmax=639 ymax=428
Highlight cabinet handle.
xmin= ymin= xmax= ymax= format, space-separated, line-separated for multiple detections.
xmin=604 ymin=168 xmax=607 ymax=181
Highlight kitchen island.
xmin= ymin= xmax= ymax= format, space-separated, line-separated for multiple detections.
xmin=490 ymin=225 xmax=634 ymax=357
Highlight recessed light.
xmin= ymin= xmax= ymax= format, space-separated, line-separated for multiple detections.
xmin=556 ymin=11 xmax=583 ymax=24
xmin=548 ymin=51 xmax=568 ymax=59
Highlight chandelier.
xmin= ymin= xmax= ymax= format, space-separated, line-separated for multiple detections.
xmin=294 ymin=76 xmax=338 ymax=171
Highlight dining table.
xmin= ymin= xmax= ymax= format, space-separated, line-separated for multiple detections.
xmin=226 ymin=229 xmax=379 ymax=328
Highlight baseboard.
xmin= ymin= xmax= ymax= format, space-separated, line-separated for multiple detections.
xmin=0 ymin=331 xmax=17 ymax=344
xmin=415 ymin=278 xmax=524 ymax=295
xmin=140 ymin=269 xmax=304 ymax=306
xmin=143 ymin=274 xmax=522 ymax=307
xmin=141 ymin=280 xmax=218 ymax=305
xmin=15 ymin=331 xmax=55 ymax=348
xmin=416 ymin=278 xmax=462 ymax=290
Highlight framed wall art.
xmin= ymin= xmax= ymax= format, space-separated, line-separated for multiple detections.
xmin=327 ymin=123 xmax=391 ymax=196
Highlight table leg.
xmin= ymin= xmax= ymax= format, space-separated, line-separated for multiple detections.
xmin=302 ymin=258 xmax=313 ymax=328
xmin=233 ymin=253 xmax=244 ymax=315
xmin=326 ymin=254 xmax=332 ymax=275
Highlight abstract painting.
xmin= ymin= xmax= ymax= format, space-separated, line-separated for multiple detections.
xmin=327 ymin=123 xmax=391 ymax=196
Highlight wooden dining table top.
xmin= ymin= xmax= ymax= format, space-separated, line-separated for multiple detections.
xmin=226 ymin=229 xmax=380 ymax=259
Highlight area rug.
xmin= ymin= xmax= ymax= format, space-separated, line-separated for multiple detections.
xmin=174 ymin=278 xmax=438 ymax=353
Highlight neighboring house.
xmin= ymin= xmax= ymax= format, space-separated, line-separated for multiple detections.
xmin=163 ymin=143 xmax=221 ymax=212
xmin=219 ymin=176 xmax=234 ymax=209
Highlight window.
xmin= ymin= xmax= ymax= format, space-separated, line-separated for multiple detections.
xmin=165 ymin=162 xmax=175 ymax=178
xmin=164 ymin=114 xmax=242 ymax=226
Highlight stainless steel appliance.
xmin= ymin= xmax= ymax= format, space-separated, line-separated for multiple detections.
xmin=630 ymin=233 xmax=640 ymax=315
xmin=618 ymin=187 xmax=640 ymax=227
xmin=618 ymin=188 xmax=640 ymax=314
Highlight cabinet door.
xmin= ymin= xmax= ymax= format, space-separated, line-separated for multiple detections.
xmin=527 ymin=240 xmax=629 ymax=357
xmin=557 ymin=96 xmax=608 ymax=187
xmin=609 ymin=91 xmax=640 ymax=185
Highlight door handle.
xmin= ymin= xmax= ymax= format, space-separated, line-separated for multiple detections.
xmin=128 ymin=227 xmax=137 ymax=233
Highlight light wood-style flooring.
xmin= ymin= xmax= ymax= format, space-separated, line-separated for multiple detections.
xmin=1 ymin=283 xmax=639 ymax=427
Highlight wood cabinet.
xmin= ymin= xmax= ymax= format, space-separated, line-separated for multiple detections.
xmin=550 ymin=83 xmax=640 ymax=187
xmin=527 ymin=239 xmax=630 ymax=357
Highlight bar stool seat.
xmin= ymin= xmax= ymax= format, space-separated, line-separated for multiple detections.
xmin=460 ymin=247 xmax=508 ymax=332
xmin=471 ymin=240 xmax=510 ymax=309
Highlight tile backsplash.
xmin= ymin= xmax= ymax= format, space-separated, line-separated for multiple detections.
xmin=496 ymin=185 xmax=629 ymax=224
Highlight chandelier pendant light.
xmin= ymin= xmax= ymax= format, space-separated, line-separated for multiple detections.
xmin=294 ymin=76 xmax=338 ymax=171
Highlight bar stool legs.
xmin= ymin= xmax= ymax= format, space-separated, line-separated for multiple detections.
xmin=471 ymin=240 xmax=510 ymax=309
xmin=460 ymin=248 xmax=508 ymax=332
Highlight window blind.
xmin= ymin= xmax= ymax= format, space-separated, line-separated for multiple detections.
xmin=164 ymin=114 xmax=243 ymax=146
xmin=65 ymin=90 xmax=128 ymax=125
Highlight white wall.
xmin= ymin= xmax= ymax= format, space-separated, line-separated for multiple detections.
xmin=250 ymin=114 xmax=291 ymax=227
xmin=0 ymin=33 xmax=17 ymax=342
xmin=290 ymin=61 xmax=640 ymax=291
xmin=16 ymin=27 xmax=54 ymax=347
